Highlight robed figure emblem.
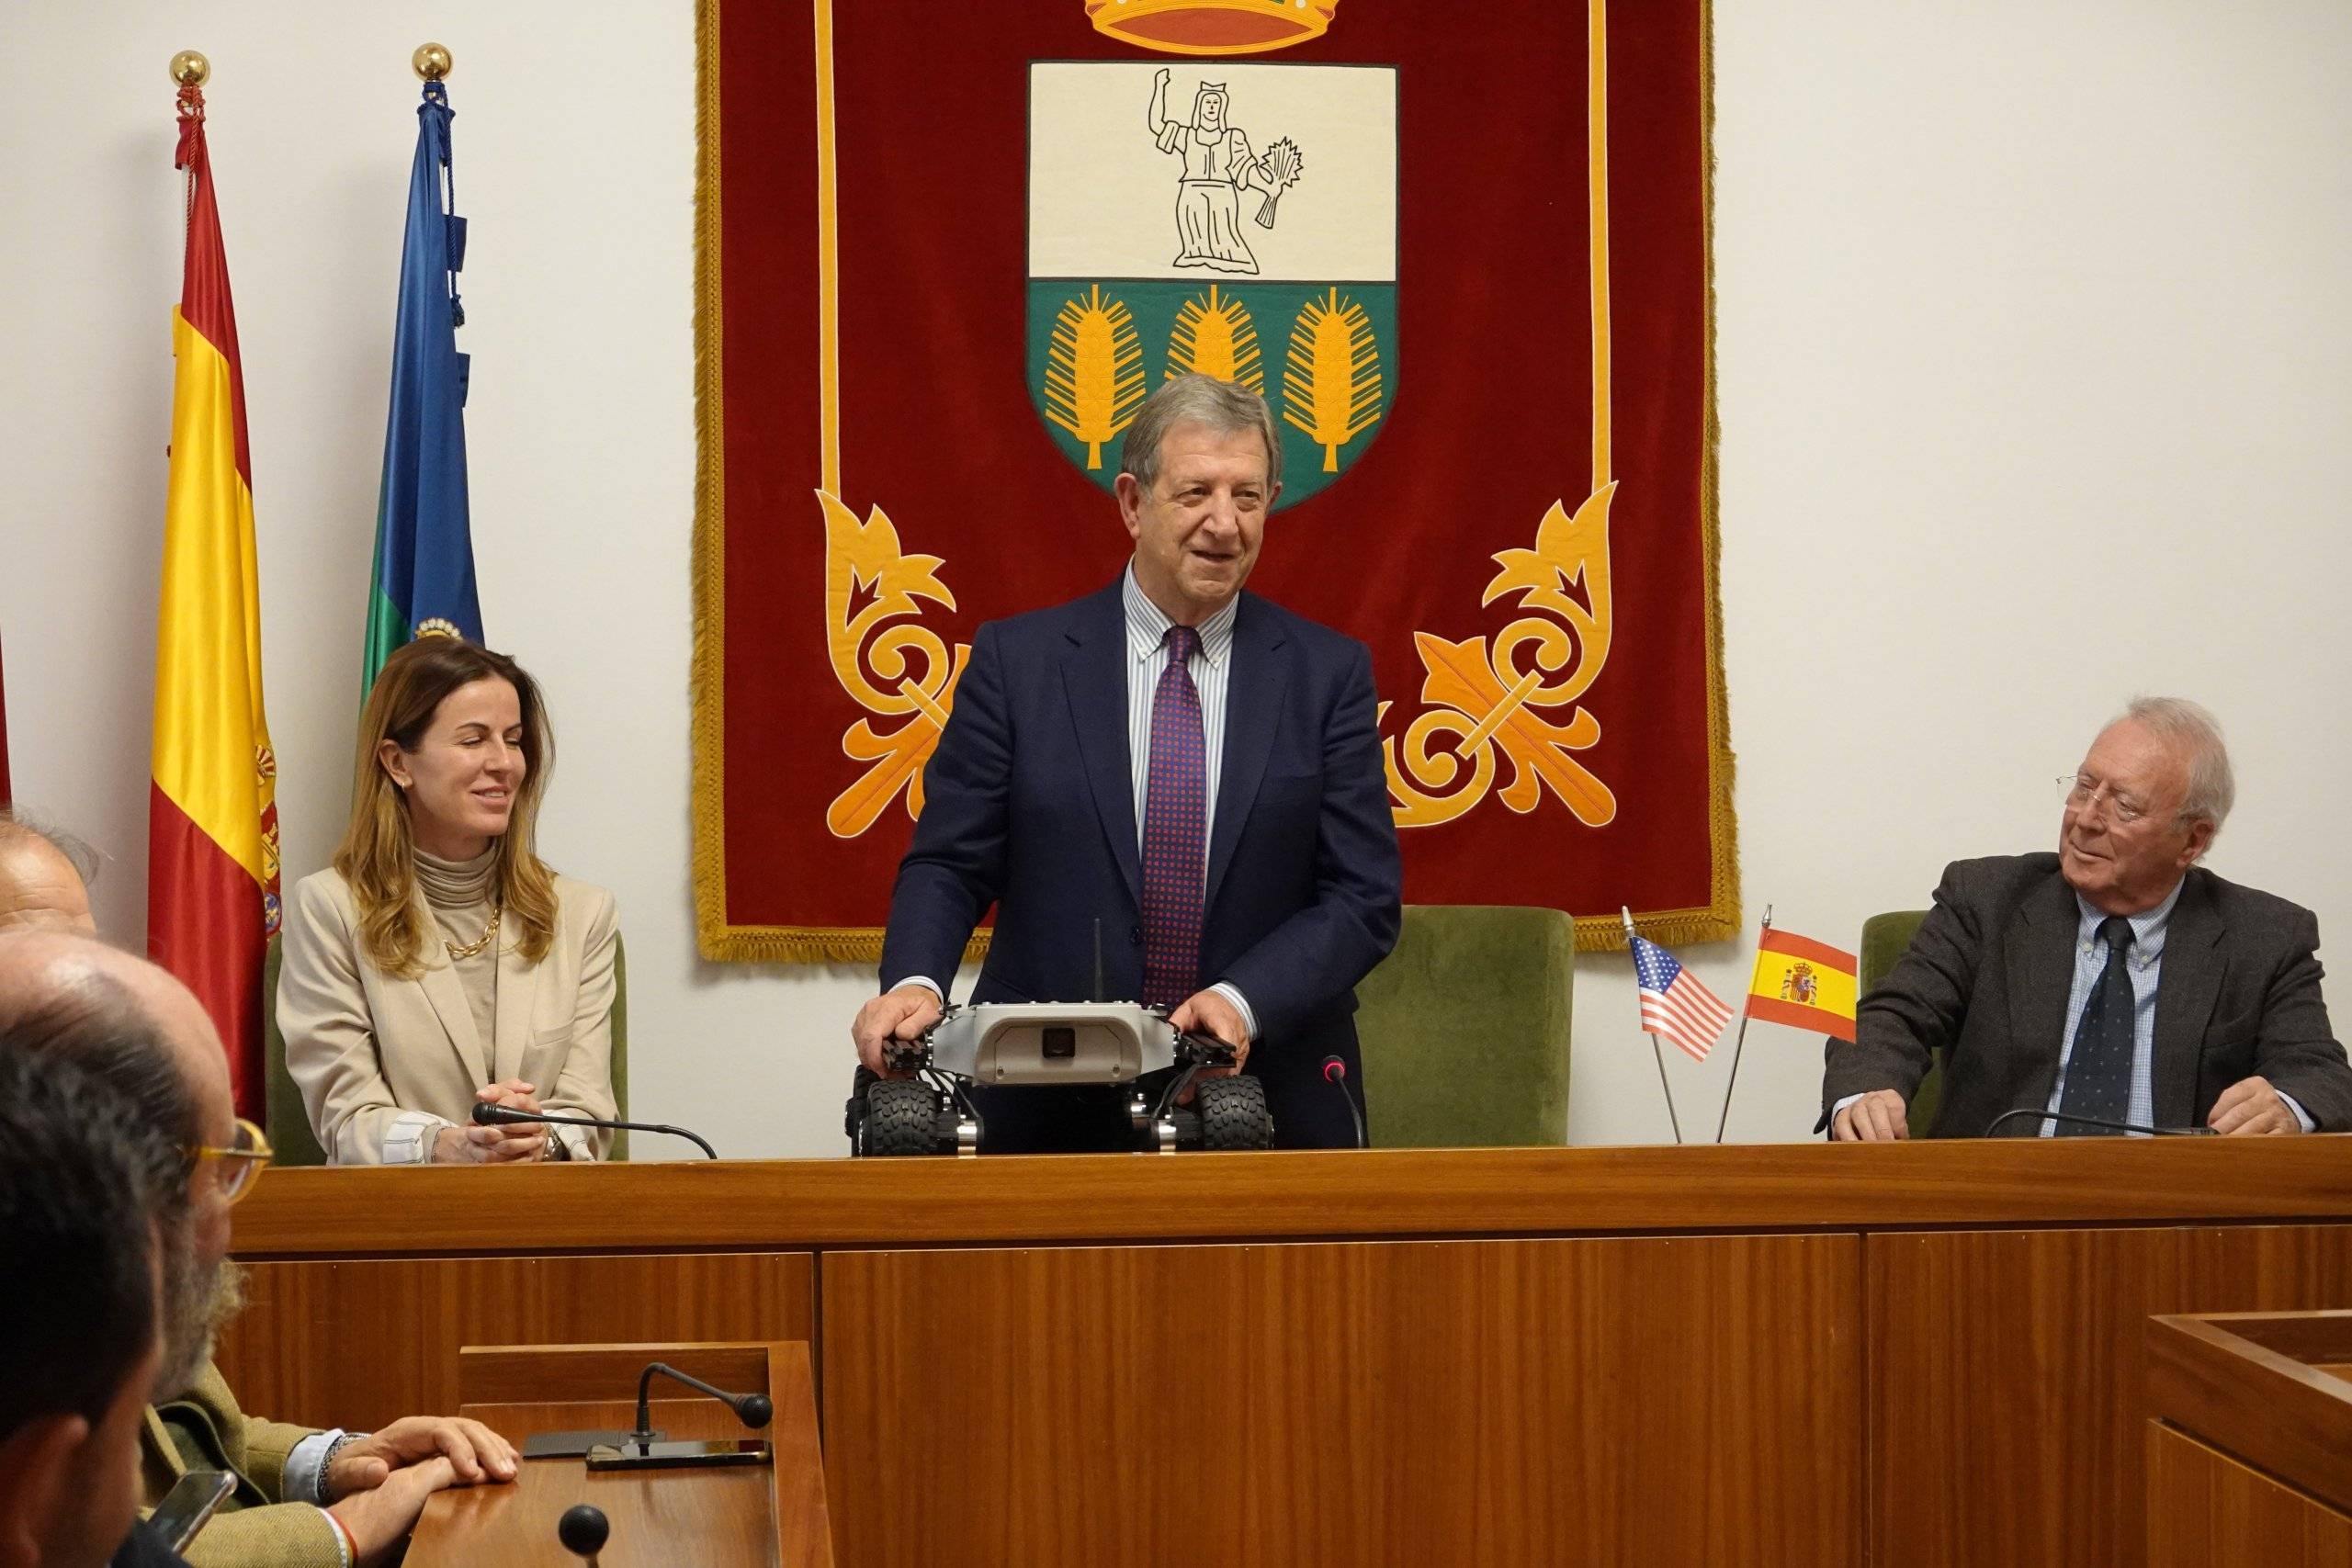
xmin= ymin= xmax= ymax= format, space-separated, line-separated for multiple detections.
xmin=1027 ymin=62 xmax=1395 ymax=509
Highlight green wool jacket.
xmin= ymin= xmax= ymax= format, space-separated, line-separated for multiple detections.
xmin=141 ymin=1358 xmax=341 ymax=1568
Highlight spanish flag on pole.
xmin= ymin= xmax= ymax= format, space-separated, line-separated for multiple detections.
xmin=1745 ymin=928 xmax=1859 ymax=1042
xmin=150 ymin=71 xmax=279 ymax=1118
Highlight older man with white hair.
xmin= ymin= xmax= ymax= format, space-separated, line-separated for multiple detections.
xmin=1826 ymin=696 xmax=2352 ymax=1139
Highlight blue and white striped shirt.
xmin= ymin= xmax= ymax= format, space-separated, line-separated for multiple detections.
xmin=890 ymin=564 xmax=1257 ymax=1036
xmin=1122 ymin=564 xmax=1236 ymax=860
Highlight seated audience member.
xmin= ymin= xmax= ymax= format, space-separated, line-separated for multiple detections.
xmin=0 ymin=810 xmax=100 ymax=934
xmin=0 ymin=1048 xmax=170 ymax=1568
xmin=280 ymin=637 xmax=620 ymax=1164
xmin=1826 ymin=697 xmax=2352 ymax=1139
xmin=0 ymin=931 xmax=516 ymax=1568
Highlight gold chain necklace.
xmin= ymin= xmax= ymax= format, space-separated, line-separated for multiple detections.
xmin=445 ymin=904 xmax=503 ymax=963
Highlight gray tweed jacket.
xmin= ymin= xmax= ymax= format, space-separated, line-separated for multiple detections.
xmin=1822 ymin=854 xmax=2352 ymax=1136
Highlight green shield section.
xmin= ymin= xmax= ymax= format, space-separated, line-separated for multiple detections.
xmin=1026 ymin=278 xmax=1397 ymax=512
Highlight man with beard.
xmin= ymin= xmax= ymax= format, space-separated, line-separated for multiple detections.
xmin=0 ymin=932 xmax=517 ymax=1568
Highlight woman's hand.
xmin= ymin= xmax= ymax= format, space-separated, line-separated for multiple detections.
xmin=431 ymin=1079 xmax=548 ymax=1163
xmin=478 ymin=1077 xmax=544 ymax=1117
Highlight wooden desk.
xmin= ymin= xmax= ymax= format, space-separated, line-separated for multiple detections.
xmin=2145 ymin=1310 xmax=2352 ymax=1568
xmin=220 ymin=1139 xmax=2352 ymax=1568
xmin=412 ymin=1400 xmax=781 ymax=1567
xmin=411 ymin=1342 xmax=832 ymax=1567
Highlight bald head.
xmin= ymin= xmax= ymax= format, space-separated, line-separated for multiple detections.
xmin=0 ymin=932 xmax=229 ymax=1144
xmin=0 ymin=823 xmax=96 ymax=936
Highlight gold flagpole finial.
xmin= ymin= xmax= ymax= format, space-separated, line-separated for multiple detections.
xmin=413 ymin=43 xmax=453 ymax=82
xmin=170 ymin=51 xmax=209 ymax=86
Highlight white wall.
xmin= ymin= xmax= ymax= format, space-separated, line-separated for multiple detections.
xmin=5 ymin=2 xmax=2346 ymax=1157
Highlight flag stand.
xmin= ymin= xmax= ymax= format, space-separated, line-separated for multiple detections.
xmin=1623 ymin=908 xmax=1685 ymax=1145
xmin=1713 ymin=904 xmax=1770 ymax=1145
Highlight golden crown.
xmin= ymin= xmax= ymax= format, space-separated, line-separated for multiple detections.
xmin=1086 ymin=0 xmax=1338 ymax=57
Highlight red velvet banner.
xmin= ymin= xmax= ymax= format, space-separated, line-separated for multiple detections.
xmin=693 ymin=0 xmax=1731 ymax=960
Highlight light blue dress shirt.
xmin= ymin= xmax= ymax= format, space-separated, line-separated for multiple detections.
xmin=2040 ymin=881 xmax=2312 ymax=1135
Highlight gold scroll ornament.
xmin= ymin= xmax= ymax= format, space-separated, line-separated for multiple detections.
xmin=818 ymin=491 xmax=969 ymax=839
xmin=1383 ymin=484 xmax=1617 ymax=829
xmin=815 ymin=488 xmax=1616 ymax=841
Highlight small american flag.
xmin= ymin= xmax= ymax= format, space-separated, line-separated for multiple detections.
xmin=1630 ymin=933 xmax=1734 ymax=1062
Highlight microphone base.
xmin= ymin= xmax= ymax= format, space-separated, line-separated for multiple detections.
xmin=522 ymin=1427 xmax=664 ymax=1460
xmin=584 ymin=1438 xmax=774 ymax=1472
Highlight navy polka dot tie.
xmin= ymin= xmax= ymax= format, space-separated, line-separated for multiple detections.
xmin=2057 ymin=916 xmax=2135 ymax=1134
xmin=1139 ymin=625 xmax=1206 ymax=1009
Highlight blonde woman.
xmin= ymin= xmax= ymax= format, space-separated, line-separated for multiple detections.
xmin=281 ymin=638 xmax=620 ymax=1164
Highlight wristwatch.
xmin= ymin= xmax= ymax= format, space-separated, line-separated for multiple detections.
xmin=317 ymin=1429 xmax=370 ymax=1504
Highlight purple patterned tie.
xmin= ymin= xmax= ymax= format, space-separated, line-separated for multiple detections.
xmin=1140 ymin=624 xmax=1206 ymax=1009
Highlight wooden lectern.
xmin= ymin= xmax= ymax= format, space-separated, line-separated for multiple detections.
xmin=2145 ymin=1310 xmax=2352 ymax=1567
xmin=407 ymin=1341 xmax=832 ymax=1567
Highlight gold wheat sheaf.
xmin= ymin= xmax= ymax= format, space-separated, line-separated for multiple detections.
xmin=1283 ymin=288 xmax=1382 ymax=472
xmin=1043 ymin=285 xmax=1146 ymax=469
xmin=1167 ymin=285 xmax=1263 ymax=393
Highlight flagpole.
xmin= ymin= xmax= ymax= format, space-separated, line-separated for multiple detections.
xmin=1623 ymin=907 xmax=1683 ymax=1145
xmin=1714 ymin=903 xmax=1770 ymax=1145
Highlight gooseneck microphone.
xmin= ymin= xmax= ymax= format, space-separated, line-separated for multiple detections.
xmin=470 ymin=1100 xmax=719 ymax=1160
xmin=1322 ymin=1055 xmax=1368 ymax=1149
xmin=632 ymin=1362 xmax=773 ymax=1448
xmin=518 ymin=1360 xmax=775 ymax=1463
xmin=1982 ymin=1108 xmax=2216 ymax=1138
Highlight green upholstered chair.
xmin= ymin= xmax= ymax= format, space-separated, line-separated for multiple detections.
xmin=261 ymin=931 xmax=632 ymax=1164
xmin=261 ymin=938 xmax=328 ymax=1167
xmin=1858 ymin=909 xmax=1940 ymax=1135
xmin=606 ymin=934 xmax=629 ymax=1160
xmin=1351 ymin=905 xmax=1575 ymax=1147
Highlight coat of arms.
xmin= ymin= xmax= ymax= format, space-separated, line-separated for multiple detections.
xmin=1026 ymin=62 xmax=1396 ymax=509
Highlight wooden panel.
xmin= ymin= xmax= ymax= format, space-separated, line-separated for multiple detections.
xmin=820 ymin=1235 xmax=1860 ymax=1568
xmin=2147 ymin=1314 xmax=2352 ymax=1512
xmin=2146 ymin=1423 xmax=2352 ymax=1568
xmin=1870 ymin=1225 xmax=2352 ymax=1568
xmin=211 ymin=1252 xmax=814 ymax=1431
xmin=228 ymin=1139 xmax=2352 ymax=1255
xmin=2188 ymin=1308 xmax=2352 ymax=1364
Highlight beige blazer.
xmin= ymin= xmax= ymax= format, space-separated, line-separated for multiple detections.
xmin=280 ymin=866 xmax=620 ymax=1164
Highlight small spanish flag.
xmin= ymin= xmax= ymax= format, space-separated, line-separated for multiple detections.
xmin=1745 ymin=928 xmax=1859 ymax=1042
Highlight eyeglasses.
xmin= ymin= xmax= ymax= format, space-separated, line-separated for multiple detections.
xmin=2058 ymin=773 xmax=2148 ymax=827
xmin=188 ymin=1117 xmax=273 ymax=1204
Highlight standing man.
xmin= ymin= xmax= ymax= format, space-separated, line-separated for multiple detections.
xmin=852 ymin=375 xmax=1401 ymax=1149
xmin=1826 ymin=697 xmax=2352 ymax=1138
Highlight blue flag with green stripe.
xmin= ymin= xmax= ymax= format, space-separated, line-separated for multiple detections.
xmin=363 ymin=76 xmax=480 ymax=688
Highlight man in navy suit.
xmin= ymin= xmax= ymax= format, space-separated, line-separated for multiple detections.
xmin=852 ymin=375 xmax=1402 ymax=1150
